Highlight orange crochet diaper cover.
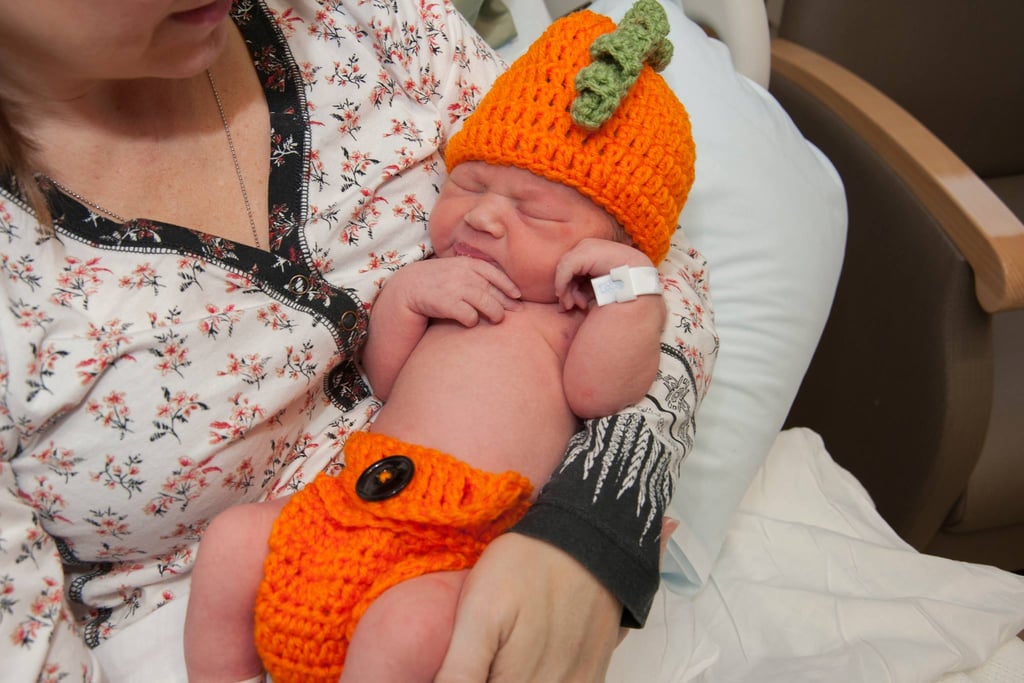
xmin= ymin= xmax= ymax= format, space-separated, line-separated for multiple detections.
xmin=253 ymin=431 xmax=533 ymax=683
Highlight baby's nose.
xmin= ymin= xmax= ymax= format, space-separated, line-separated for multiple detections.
xmin=463 ymin=197 xmax=506 ymax=237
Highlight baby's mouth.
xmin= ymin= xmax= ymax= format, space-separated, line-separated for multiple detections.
xmin=452 ymin=242 xmax=496 ymax=264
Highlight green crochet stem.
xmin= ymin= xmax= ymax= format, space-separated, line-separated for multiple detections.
xmin=571 ymin=0 xmax=673 ymax=130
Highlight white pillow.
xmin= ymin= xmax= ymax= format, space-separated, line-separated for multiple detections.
xmin=586 ymin=0 xmax=848 ymax=591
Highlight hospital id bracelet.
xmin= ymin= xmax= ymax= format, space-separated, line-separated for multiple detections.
xmin=591 ymin=265 xmax=661 ymax=306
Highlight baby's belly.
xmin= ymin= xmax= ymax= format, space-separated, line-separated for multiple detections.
xmin=368 ymin=318 xmax=579 ymax=488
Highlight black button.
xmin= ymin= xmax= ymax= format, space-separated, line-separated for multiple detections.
xmin=355 ymin=455 xmax=415 ymax=501
xmin=340 ymin=310 xmax=358 ymax=330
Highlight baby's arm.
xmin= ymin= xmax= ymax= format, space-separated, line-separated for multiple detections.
xmin=361 ymin=256 xmax=522 ymax=398
xmin=556 ymin=238 xmax=666 ymax=418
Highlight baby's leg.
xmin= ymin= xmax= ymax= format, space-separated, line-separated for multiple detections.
xmin=339 ymin=570 xmax=468 ymax=683
xmin=184 ymin=497 xmax=289 ymax=683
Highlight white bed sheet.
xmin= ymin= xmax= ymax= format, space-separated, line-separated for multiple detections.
xmin=607 ymin=428 xmax=1024 ymax=682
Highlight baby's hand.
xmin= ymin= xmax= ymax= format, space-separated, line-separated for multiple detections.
xmin=554 ymin=238 xmax=655 ymax=311
xmin=389 ymin=256 xmax=522 ymax=326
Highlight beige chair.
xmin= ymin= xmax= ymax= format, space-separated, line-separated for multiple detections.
xmin=771 ymin=0 xmax=1024 ymax=571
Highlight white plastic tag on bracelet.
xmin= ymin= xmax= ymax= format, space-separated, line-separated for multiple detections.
xmin=591 ymin=266 xmax=661 ymax=306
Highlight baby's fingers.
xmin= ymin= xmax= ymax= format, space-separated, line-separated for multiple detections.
xmin=471 ymin=259 xmax=522 ymax=302
xmin=557 ymin=277 xmax=592 ymax=312
xmin=465 ymin=284 xmax=522 ymax=325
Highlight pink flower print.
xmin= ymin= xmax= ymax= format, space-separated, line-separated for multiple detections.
xmin=118 ymin=262 xmax=163 ymax=295
xmin=298 ymin=60 xmax=319 ymax=86
xmin=86 ymin=318 xmax=133 ymax=351
xmin=392 ymin=193 xmax=428 ymax=225
xmin=271 ymin=6 xmax=304 ymax=36
xmin=224 ymin=271 xmax=259 ymax=294
xmin=108 ymin=561 xmax=145 ymax=577
xmin=222 ymin=457 xmax=257 ymax=493
xmin=308 ymin=8 xmax=344 ymax=44
xmin=76 ymin=319 xmax=137 ymax=384
xmin=32 ymin=441 xmax=84 ymax=483
xmin=86 ymin=509 xmax=133 ymax=540
xmin=402 ymin=71 xmax=441 ymax=105
xmin=447 ymin=77 xmax=483 ymax=123
xmin=96 ymin=541 xmax=146 ymax=562
xmin=197 ymin=303 xmax=243 ymax=339
xmin=382 ymin=147 xmax=417 ymax=181
xmin=1 ymin=574 xmax=16 ymax=616
xmin=37 ymin=663 xmax=74 ymax=683
xmin=156 ymin=544 xmax=195 ymax=577
xmin=263 ymin=432 xmax=320 ymax=490
xmin=14 ymin=527 xmax=49 ymax=566
xmin=360 ymin=249 xmax=404 ymax=275
xmin=19 ymin=476 xmax=72 ymax=525
xmin=151 ymin=387 xmax=209 ymax=443
xmin=90 ymin=453 xmax=145 ymax=498
xmin=145 ymin=455 xmax=222 ymax=517
xmin=160 ymin=520 xmax=206 ymax=544
xmin=663 ymin=262 xmax=710 ymax=298
xmin=386 ymin=118 xmax=426 ymax=145
xmin=307 ymin=149 xmax=327 ymax=188
xmin=327 ymin=54 xmax=365 ymax=87
xmin=2 ymin=252 xmax=43 ymax=290
xmin=177 ymin=256 xmax=207 ymax=291
xmin=418 ymin=1 xmax=446 ymax=48
xmin=218 ymin=352 xmax=271 ymax=388
xmin=451 ymin=40 xmax=472 ymax=70
xmin=25 ymin=342 xmax=69 ymax=401
xmin=86 ymin=390 xmax=133 ymax=439
xmin=338 ymin=149 xmax=379 ymax=191
xmin=208 ymin=392 xmax=266 ymax=444
xmin=118 ymin=585 xmax=144 ymax=617
xmin=255 ymin=302 xmax=296 ymax=332
xmin=9 ymin=298 xmax=53 ymax=330
xmin=341 ymin=189 xmax=387 ymax=246
xmin=308 ymin=251 xmax=335 ymax=276
xmin=277 ymin=341 xmax=318 ymax=383
xmin=148 ymin=307 xmax=185 ymax=328
xmin=50 ymin=255 xmax=112 ymax=310
xmin=331 ymin=99 xmax=362 ymax=139
xmin=151 ymin=327 xmax=191 ymax=376
xmin=10 ymin=577 xmax=62 ymax=647
xmin=371 ymin=69 xmax=400 ymax=108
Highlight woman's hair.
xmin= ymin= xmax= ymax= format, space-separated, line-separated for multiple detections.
xmin=0 ymin=95 xmax=52 ymax=227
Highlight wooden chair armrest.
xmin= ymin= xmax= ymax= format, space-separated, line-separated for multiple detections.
xmin=771 ymin=38 xmax=1024 ymax=313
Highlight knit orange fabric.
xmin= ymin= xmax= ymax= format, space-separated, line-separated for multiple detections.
xmin=253 ymin=431 xmax=533 ymax=683
xmin=445 ymin=9 xmax=696 ymax=264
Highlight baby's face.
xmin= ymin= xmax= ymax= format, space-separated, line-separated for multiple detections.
xmin=430 ymin=161 xmax=618 ymax=303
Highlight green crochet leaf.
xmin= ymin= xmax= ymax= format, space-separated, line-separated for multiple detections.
xmin=571 ymin=0 xmax=673 ymax=130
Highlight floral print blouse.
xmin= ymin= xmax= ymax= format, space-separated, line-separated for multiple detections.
xmin=0 ymin=0 xmax=717 ymax=679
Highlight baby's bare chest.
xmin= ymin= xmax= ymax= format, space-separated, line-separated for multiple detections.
xmin=423 ymin=303 xmax=584 ymax=369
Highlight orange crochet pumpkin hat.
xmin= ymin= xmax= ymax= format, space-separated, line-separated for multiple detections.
xmin=445 ymin=0 xmax=695 ymax=264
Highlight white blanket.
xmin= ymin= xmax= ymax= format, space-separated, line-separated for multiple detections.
xmin=608 ymin=428 xmax=1024 ymax=682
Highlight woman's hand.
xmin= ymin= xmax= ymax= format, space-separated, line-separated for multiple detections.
xmin=434 ymin=533 xmax=621 ymax=683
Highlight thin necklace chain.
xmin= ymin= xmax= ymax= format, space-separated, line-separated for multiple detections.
xmin=44 ymin=69 xmax=262 ymax=250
